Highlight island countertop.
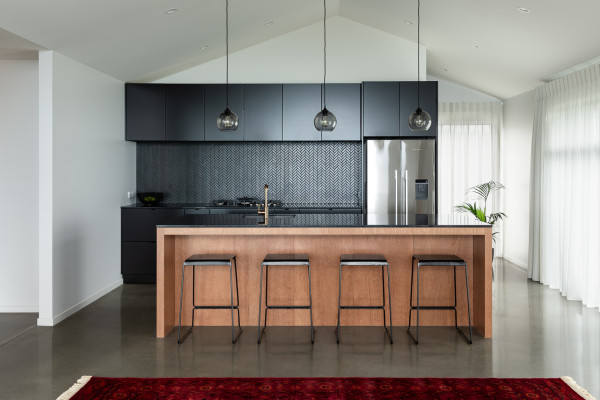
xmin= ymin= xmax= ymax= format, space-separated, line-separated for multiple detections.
xmin=158 ymin=213 xmax=491 ymax=229
xmin=156 ymin=216 xmax=493 ymax=340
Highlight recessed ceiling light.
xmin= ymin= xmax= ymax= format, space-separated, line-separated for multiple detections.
xmin=516 ymin=7 xmax=530 ymax=13
xmin=265 ymin=21 xmax=275 ymax=26
xmin=472 ymin=43 xmax=480 ymax=49
xmin=440 ymin=67 xmax=448 ymax=72
xmin=200 ymin=46 xmax=209 ymax=50
xmin=165 ymin=8 xmax=178 ymax=14
xmin=404 ymin=20 xmax=414 ymax=25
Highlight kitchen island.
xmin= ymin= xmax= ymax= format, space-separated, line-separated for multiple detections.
xmin=156 ymin=214 xmax=492 ymax=338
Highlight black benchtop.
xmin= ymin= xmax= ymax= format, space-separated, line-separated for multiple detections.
xmin=122 ymin=203 xmax=361 ymax=214
xmin=158 ymin=213 xmax=491 ymax=228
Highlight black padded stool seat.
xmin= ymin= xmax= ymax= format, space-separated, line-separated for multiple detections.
xmin=177 ymin=254 xmax=241 ymax=344
xmin=337 ymin=254 xmax=393 ymax=344
xmin=407 ymin=254 xmax=472 ymax=344
xmin=258 ymin=254 xmax=314 ymax=344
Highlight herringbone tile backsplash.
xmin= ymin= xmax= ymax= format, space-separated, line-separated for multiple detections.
xmin=137 ymin=142 xmax=362 ymax=206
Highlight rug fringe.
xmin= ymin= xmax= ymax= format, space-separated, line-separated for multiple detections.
xmin=561 ymin=376 xmax=597 ymax=400
xmin=55 ymin=376 xmax=92 ymax=400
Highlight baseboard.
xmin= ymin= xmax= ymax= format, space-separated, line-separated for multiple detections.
xmin=37 ymin=279 xmax=123 ymax=326
xmin=501 ymin=256 xmax=528 ymax=271
xmin=0 ymin=305 xmax=38 ymax=313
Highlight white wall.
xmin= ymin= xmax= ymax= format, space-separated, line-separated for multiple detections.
xmin=0 ymin=60 xmax=39 ymax=312
xmin=502 ymin=90 xmax=534 ymax=269
xmin=38 ymin=51 xmax=135 ymax=325
xmin=156 ymin=16 xmax=424 ymax=83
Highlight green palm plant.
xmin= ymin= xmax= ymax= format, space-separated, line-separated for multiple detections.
xmin=455 ymin=181 xmax=506 ymax=243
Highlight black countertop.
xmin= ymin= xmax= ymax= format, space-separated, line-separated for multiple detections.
xmin=122 ymin=203 xmax=362 ymax=214
xmin=159 ymin=213 xmax=491 ymax=228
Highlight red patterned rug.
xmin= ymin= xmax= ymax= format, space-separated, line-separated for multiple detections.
xmin=58 ymin=376 xmax=595 ymax=400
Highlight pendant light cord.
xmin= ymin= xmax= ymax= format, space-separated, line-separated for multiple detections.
xmin=323 ymin=0 xmax=327 ymax=110
xmin=417 ymin=0 xmax=421 ymax=109
xmin=226 ymin=0 xmax=230 ymax=107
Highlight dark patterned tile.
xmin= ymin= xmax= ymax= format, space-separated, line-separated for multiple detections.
xmin=137 ymin=141 xmax=362 ymax=206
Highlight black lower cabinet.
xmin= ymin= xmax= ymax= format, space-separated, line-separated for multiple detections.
xmin=121 ymin=208 xmax=184 ymax=283
xmin=122 ymin=242 xmax=157 ymax=283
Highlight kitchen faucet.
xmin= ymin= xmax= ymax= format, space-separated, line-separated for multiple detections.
xmin=257 ymin=184 xmax=269 ymax=225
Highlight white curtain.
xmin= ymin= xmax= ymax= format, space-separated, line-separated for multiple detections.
xmin=438 ymin=102 xmax=503 ymax=256
xmin=529 ymin=64 xmax=600 ymax=310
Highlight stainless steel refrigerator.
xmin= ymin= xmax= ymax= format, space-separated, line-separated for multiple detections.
xmin=366 ymin=139 xmax=436 ymax=223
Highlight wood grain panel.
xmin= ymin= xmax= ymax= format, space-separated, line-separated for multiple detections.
xmin=156 ymin=227 xmax=492 ymax=338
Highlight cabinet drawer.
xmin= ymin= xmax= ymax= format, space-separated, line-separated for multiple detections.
xmin=121 ymin=208 xmax=184 ymax=241
xmin=121 ymin=242 xmax=156 ymax=276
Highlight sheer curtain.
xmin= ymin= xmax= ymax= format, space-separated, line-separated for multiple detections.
xmin=438 ymin=102 xmax=503 ymax=255
xmin=529 ymin=64 xmax=600 ymax=310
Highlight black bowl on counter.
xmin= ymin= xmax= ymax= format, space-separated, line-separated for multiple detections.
xmin=137 ymin=192 xmax=164 ymax=206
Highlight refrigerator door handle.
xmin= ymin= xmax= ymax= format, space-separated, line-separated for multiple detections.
xmin=405 ymin=169 xmax=409 ymax=218
xmin=394 ymin=170 xmax=398 ymax=216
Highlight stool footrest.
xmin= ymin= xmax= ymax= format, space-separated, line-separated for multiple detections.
xmin=340 ymin=305 xmax=385 ymax=310
xmin=265 ymin=305 xmax=311 ymax=309
xmin=409 ymin=306 xmax=457 ymax=310
xmin=192 ymin=305 xmax=240 ymax=310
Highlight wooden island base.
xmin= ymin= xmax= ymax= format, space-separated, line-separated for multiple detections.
xmin=157 ymin=226 xmax=492 ymax=338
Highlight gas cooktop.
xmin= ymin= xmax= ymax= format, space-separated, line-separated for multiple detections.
xmin=210 ymin=198 xmax=283 ymax=207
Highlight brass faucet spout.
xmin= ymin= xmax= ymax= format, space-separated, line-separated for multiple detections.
xmin=258 ymin=184 xmax=269 ymax=224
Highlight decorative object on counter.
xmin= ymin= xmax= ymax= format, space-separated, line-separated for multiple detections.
xmin=137 ymin=192 xmax=164 ymax=206
xmin=408 ymin=0 xmax=432 ymax=132
xmin=216 ymin=0 xmax=239 ymax=131
xmin=314 ymin=0 xmax=337 ymax=132
xmin=455 ymin=181 xmax=506 ymax=243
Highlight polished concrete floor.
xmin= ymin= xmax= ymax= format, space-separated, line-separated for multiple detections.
xmin=0 ymin=259 xmax=598 ymax=400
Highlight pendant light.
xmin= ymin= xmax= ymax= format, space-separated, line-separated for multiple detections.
xmin=217 ymin=0 xmax=239 ymax=131
xmin=314 ymin=0 xmax=336 ymax=131
xmin=408 ymin=0 xmax=432 ymax=131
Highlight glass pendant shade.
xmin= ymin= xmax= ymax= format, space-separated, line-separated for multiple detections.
xmin=217 ymin=107 xmax=239 ymax=131
xmin=408 ymin=108 xmax=432 ymax=131
xmin=314 ymin=107 xmax=337 ymax=131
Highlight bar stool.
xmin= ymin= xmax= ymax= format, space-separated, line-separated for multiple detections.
xmin=336 ymin=254 xmax=393 ymax=344
xmin=257 ymin=254 xmax=314 ymax=344
xmin=407 ymin=254 xmax=472 ymax=344
xmin=177 ymin=254 xmax=241 ymax=345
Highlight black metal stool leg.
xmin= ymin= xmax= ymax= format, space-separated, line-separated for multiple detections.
xmin=233 ymin=258 xmax=241 ymax=342
xmin=453 ymin=266 xmax=458 ymax=330
xmin=336 ymin=263 xmax=342 ymax=344
xmin=386 ymin=263 xmax=393 ymax=344
xmin=464 ymin=265 xmax=473 ymax=344
xmin=308 ymin=263 xmax=314 ymax=344
xmin=177 ymin=263 xmax=187 ymax=344
xmin=407 ymin=257 xmax=418 ymax=344
xmin=381 ymin=265 xmax=386 ymax=331
xmin=257 ymin=263 xmax=264 ymax=343
xmin=263 ymin=265 xmax=269 ymax=337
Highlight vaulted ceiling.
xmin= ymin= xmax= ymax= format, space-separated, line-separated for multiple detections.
xmin=1 ymin=0 xmax=599 ymax=99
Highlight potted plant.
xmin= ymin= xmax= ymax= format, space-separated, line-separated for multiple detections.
xmin=455 ymin=181 xmax=506 ymax=252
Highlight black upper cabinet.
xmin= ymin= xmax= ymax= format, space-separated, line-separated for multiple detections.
xmin=244 ymin=84 xmax=283 ymax=141
xmin=283 ymin=84 xmax=322 ymax=141
xmin=400 ymin=81 xmax=438 ymax=137
xmin=363 ymin=82 xmax=400 ymax=137
xmin=322 ymin=83 xmax=361 ymax=141
xmin=165 ymin=84 xmax=205 ymax=141
xmin=125 ymin=84 xmax=165 ymax=141
xmin=204 ymin=84 xmax=244 ymax=141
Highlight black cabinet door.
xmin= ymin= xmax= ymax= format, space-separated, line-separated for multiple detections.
xmin=362 ymin=82 xmax=400 ymax=137
xmin=244 ymin=84 xmax=283 ymax=141
xmin=283 ymin=84 xmax=322 ymax=141
xmin=204 ymin=84 xmax=244 ymax=141
xmin=400 ymin=81 xmax=438 ymax=137
xmin=121 ymin=208 xmax=184 ymax=242
xmin=165 ymin=84 xmax=204 ymax=141
xmin=321 ymin=83 xmax=361 ymax=141
xmin=122 ymin=242 xmax=156 ymax=278
xmin=125 ymin=84 xmax=165 ymax=141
